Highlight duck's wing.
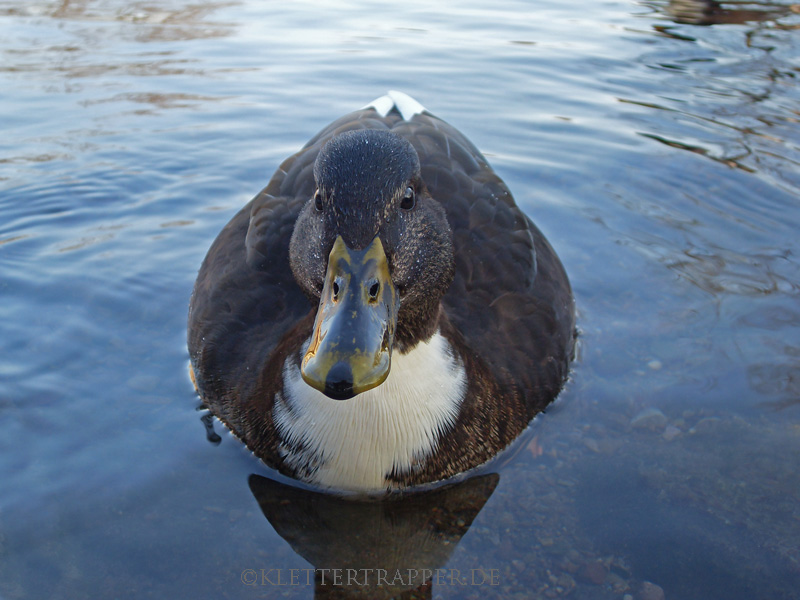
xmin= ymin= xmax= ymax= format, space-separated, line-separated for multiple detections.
xmin=187 ymin=192 xmax=307 ymax=430
xmin=389 ymin=113 xmax=576 ymax=417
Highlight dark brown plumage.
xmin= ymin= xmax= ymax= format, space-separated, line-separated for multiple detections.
xmin=188 ymin=93 xmax=575 ymax=490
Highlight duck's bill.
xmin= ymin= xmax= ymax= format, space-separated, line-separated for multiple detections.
xmin=301 ymin=235 xmax=399 ymax=400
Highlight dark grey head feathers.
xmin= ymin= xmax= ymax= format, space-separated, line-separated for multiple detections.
xmin=289 ymin=129 xmax=455 ymax=351
xmin=313 ymin=129 xmax=420 ymax=249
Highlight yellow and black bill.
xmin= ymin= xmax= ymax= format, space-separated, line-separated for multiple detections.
xmin=301 ymin=235 xmax=399 ymax=400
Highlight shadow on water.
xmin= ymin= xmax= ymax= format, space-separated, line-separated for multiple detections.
xmin=248 ymin=474 xmax=499 ymax=599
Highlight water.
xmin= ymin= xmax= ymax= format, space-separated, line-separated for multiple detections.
xmin=1 ymin=1 xmax=799 ymax=598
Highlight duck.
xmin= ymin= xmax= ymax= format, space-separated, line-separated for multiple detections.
xmin=188 ymin=91 xmax=575 ymax=492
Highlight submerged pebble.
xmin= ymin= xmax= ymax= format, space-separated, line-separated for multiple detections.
xmin=662 ymin=424 xmax=681 ymax=442
xmin=577 ymin=560 xmax=607 ymax=585
xmin=637 ymin=581 xmax=665 ymax=600
xmin=689 ymin=416 xmax=722 ymax=434
xmin=630 ymin=408 xmax=668 ymax=431
xmin=583 ymin=438 xmax=601 ymax=453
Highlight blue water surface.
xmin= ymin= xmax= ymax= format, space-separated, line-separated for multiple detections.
xmin=1 ymin=1 xmax=799 ymax=599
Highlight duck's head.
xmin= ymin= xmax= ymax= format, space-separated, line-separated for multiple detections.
xmin=289 ymin=129 xmax=454 ymax=400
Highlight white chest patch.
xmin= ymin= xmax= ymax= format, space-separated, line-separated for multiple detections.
xmin=274 ymin=332 xmax=466 ymax=491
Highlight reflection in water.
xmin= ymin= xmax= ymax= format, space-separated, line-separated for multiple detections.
xmin=662 ymin=0 xmax=798 ymax=26
xmin=608 ymin=2 xmax=800 ymax=417
xmin=636 ymin=0 xmax=800 ymax=178
xmin=0 ymin=0 xmax=237 ymax=92
xmin=0 ymin=0 xmax=238 ymax=172
xmin=249 ymin=474 xmax=498 ymax=599
xmin=748 ymin=360 xmax=800 ymax=410
xmin=650 ymin=243 xmax=794 ymax=298
xmin=0 ymin=0 xmax=237 ymax=40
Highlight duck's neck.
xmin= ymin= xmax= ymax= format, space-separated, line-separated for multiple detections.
xmin=393 ymin=296 xmax=449 ymax=354
xmin=275 ymin=330 xmax=466 ymax=491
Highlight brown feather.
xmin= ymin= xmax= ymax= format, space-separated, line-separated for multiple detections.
xmin=187 ymin=99 xmax=575 ymax=487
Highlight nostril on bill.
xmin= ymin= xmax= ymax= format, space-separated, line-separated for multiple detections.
xmin=368 ymin=281 xmax=380 ymax=301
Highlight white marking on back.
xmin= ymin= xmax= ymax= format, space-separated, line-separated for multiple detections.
xmin=363 ymin=90 xmax=427 ymax=121
xmin=275 ymin=332 xmax=465 ymax=491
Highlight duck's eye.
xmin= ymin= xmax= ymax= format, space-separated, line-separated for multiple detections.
xmin=400 ymin=186 xmax=415 ymax=210
xmin=314 ymin=190 xmax=323 ymax=212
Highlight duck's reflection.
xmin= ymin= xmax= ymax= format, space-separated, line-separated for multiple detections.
xmin=248 ymin=473 xmax=499 ymax=599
